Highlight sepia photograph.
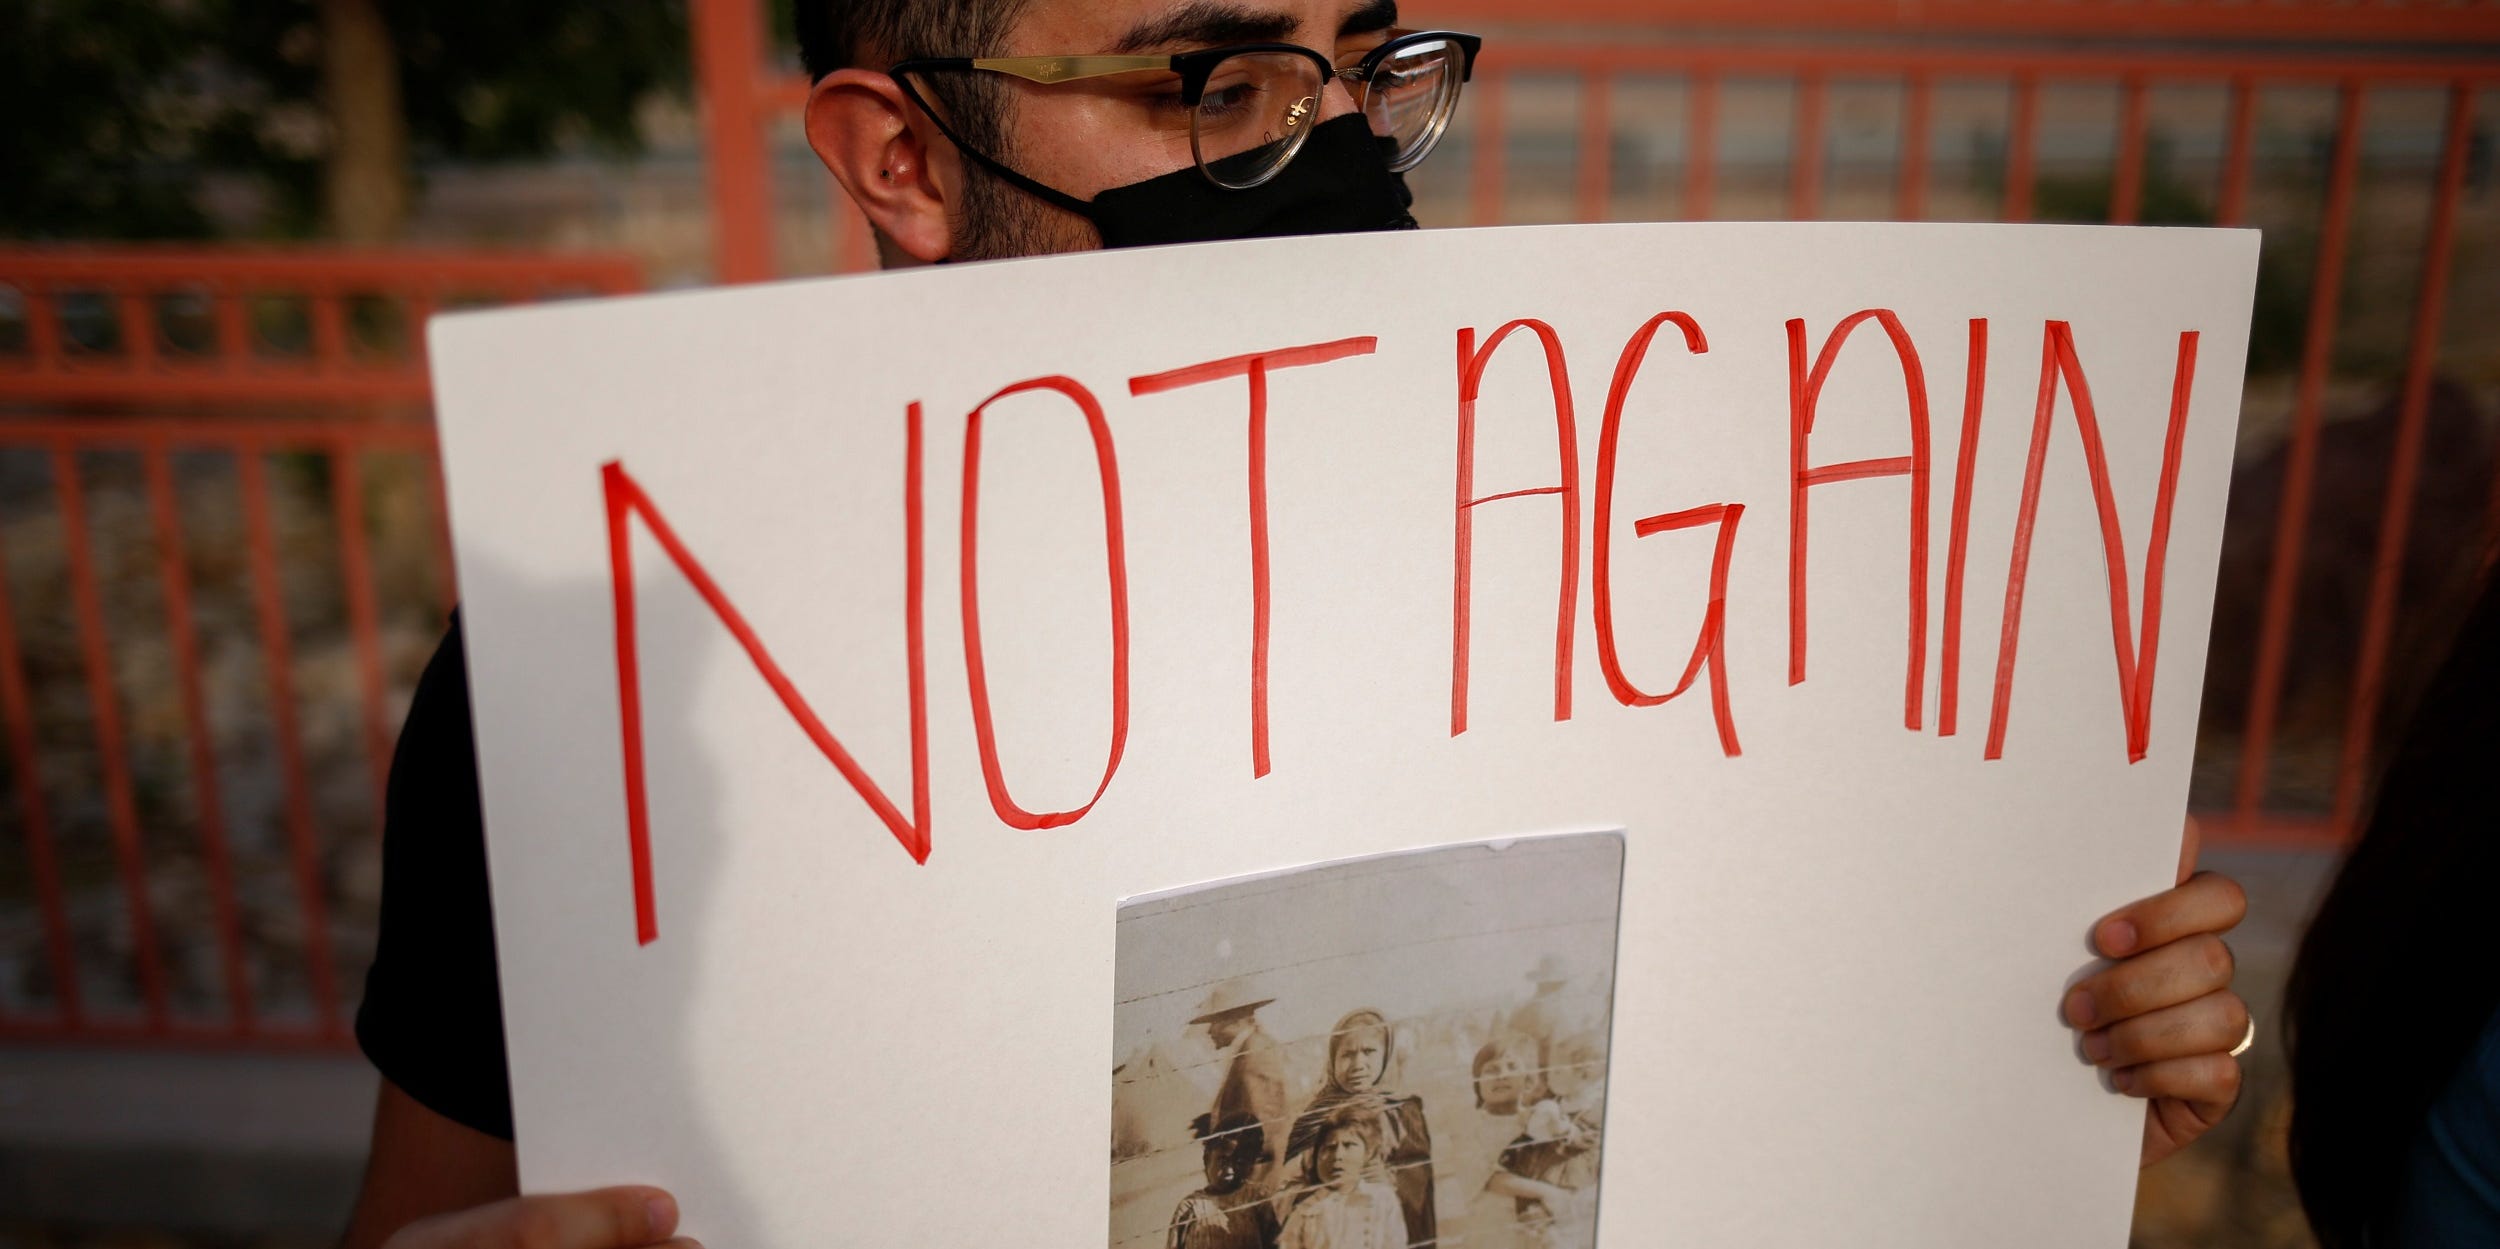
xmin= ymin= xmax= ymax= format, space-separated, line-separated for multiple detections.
xmin=1110 ymin=833 xmax=1627 ymax=1249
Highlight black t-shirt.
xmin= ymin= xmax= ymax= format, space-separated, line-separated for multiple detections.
xmin=354 ymin=618 xmax=515 ymax=1140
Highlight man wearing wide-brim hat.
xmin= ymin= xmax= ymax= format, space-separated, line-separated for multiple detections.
xmin=1191 ymin=979 xmax=1289 ymax=1190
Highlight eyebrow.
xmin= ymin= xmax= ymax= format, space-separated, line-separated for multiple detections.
xmin=1112 ymin=3 xmax=1301 ymax=54
xmin=1340 ymin=0 xmax=1398 ymax=37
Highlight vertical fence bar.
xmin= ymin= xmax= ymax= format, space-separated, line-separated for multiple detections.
xmin=213 ymin=284 xmax=251 ymax=378
xmin=26 ymin=283 xmax=61 ymax=375
xmin=693 ymin=0 xmax=775 ymax=282
xmin=1470 ymin=72 xmax=1509 ymax=226
xmin=2235 ymin=79 xmax=2368 ymax=825
xmin=118 ymin=290 xmax=157 ymax=373
xmin=329 ymin=444 xmax=393 ymax=823
xmin=1576 ymin=74 xmax=1615 ymax=224
xmin=407 ymin=293 xmax=437 ymax=367
xmin=236 ymin=448 xmax=343 ymax=1035
xmin=1792 ymin=72 xmax=1828 ymax=220
xmin=2219 ymin=76 xmax=2257 ymax=226
xmin=2112 ymin=75 xmax=2150 ymax=224
xmin=2004 ymin=72 xmax=2039 ymax=221
xmin=143 ymin=445 xmax=254 ymax=1031
xmin=2330 ymin=83 xmax=2475 ymax=832
xmin=1898 ymin=73 xmax=1932 ymax=220
xmin=53 ymin=444 xmax=173 ymax=1031
xmin=0 ymin=521 xmax=82 ymax=1027
xmin=311 ymin=291 xmax=349 ymax=375
xmin=1686 ymin=72 xmax=1719 ymax=219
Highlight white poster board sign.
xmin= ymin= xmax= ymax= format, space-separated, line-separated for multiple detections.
xmin=430 ymin=222 xmax=2258 ymax=1249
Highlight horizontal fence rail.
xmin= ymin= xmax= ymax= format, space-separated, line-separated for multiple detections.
xmin=0 ymin=251 xmax=643 ymax=404
xmin=1420 ymin=0 xmax=2500 ymax=41
xmin=692 ymin=0 xmax=2500 ymax=282
xmin=0 ymin=251 xmax=638 ymax=1047
xmin=5 ymin=0 xmax=2499 ymax=1053
xmin=706 ymin=10 xmax=2500 ymax=852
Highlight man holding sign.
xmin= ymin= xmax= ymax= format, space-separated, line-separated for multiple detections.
xmin=341 ymin=1 xmax=2256 ymax=1247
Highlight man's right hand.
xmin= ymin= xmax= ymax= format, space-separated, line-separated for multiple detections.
xmin=345 ymin=1074 xmax=689 ymax=1249
xmin=381 ymin=1187 xmax=695 ymax=1249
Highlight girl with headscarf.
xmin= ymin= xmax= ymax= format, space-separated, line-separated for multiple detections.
xmin=1286 ymin=1009 xmax=1436 ymax=1249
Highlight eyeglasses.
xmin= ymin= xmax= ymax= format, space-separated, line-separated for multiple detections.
xmin=891 ymin=29 xmax=1482 ymax=204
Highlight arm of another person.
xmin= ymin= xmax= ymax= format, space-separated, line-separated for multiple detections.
xmin=342 ymin=1083 xmax=687 ymax=1249
xmin=2400 ymin=1011 xmax=2500 ymax=1245
xmin=1484 ymin=1172 xmax=1573 ymax=1207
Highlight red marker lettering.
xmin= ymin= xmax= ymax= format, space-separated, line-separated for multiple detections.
xmin=602 ymin=407 xmax=931 ymax=947
xmin=1985 ymin=323 xmax=2199 ymax=762
xmin=1589 ymin=312 xmax=1744 ymax=754
xmin=1129 ymin=336 xmax=1381 ymax=778
xmin=1633 ymin=503 xmax=1747 ymax=755
xmin=1786 ymin=311 xmax=1934 ymax=731
xmin=960 ymin=376 xmax=1133 ymax=829
xmin=1938 ymin=318 xmax=1988 ymax=738
xmin=1451 ymin=320 xmax=1583 ymax=736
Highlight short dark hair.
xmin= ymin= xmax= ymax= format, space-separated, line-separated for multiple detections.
xmin=797 ymin=0 xmax=1030 ymax=207
xmin=2286 ymin=569 xmax=2500 ymax=1248
xmin=795 ymin=1 xmax=1024 ymax=82
xmin=1305 ymin=1103 xmax=1385 ymax=1183
xmin=1192 ymin=1111 xmax=1268 ymax=1158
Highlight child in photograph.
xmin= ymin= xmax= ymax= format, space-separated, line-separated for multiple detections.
xmin=1286 ymin=1009 xmax=1437 ymax=1247
xmin=1169 ymin=1112 xmax=1283 ymax=1249
xmin=1539 ymin=1031 xmax=1606 ymax=1165
xmin=1278 ymin=1105 xmax=1408 ymax=1249
xmin=1472 ymin=1035 xmax=1598 ymax=1249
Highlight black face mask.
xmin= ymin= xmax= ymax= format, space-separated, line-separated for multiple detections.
xmin=1078 ymin=113 xmax=1419 ymax=248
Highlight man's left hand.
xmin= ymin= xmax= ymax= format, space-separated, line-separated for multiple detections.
xmin=2062 ymin=820 xmax=2251 ymax=1168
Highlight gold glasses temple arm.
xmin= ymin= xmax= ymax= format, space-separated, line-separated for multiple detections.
xmin=967 ymin=55 xmax=1174 ymax=84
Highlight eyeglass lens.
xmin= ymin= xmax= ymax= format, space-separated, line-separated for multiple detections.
xmin=1191 ymin=38 xmax=1469 ymax=189
xmin=1189 ymin=51 xmax=1331 ymax=189
xmin=1360 ymin=37 xmax=1467 ymax=173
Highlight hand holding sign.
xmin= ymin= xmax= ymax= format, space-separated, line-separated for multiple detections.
xmin=379 ymin=1189 xmax=691 ymax=1249
xmin=2074 ymin=818 xmax=2253 ymax=1166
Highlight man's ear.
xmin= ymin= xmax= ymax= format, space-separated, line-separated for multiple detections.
xmin=805 ymin=68 xmax=954 ymax=264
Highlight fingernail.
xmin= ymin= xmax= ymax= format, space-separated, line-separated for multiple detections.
xmin=2081 ymin=1030 xmax=2112 ymax=1064
xmin=2064 ymin=988 xmax=2097 ymax=1028
xmin=2100 ymin=919 xmax=2138 ymax=957
xmin=2112 ymin=1068 xmax=2136 ymax=1094
xmin=647 ymin=1195 xmax=678 ymax=1238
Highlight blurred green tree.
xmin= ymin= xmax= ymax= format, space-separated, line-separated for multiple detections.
xmin=1 ymin=0 xmax=688 ymax=243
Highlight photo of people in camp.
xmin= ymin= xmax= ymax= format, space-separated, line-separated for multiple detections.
xmin=1110 ymin=833 xmax=1625 ymax=1249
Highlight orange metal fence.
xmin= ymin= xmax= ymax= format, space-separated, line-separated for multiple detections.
xmin=1417 ymin=0 xmax=2500 ymax=41
xmin=699 ymin=1 xmax=2500 ymax=855
xmin=0 ymin=251 xmax=640 ymax=1045
xmin=3 ymin=0 xmax=2497 ymax=1050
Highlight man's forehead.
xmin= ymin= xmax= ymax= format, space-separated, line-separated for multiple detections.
xmin=1009 ymin=0 xmax=1397 ymax=53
